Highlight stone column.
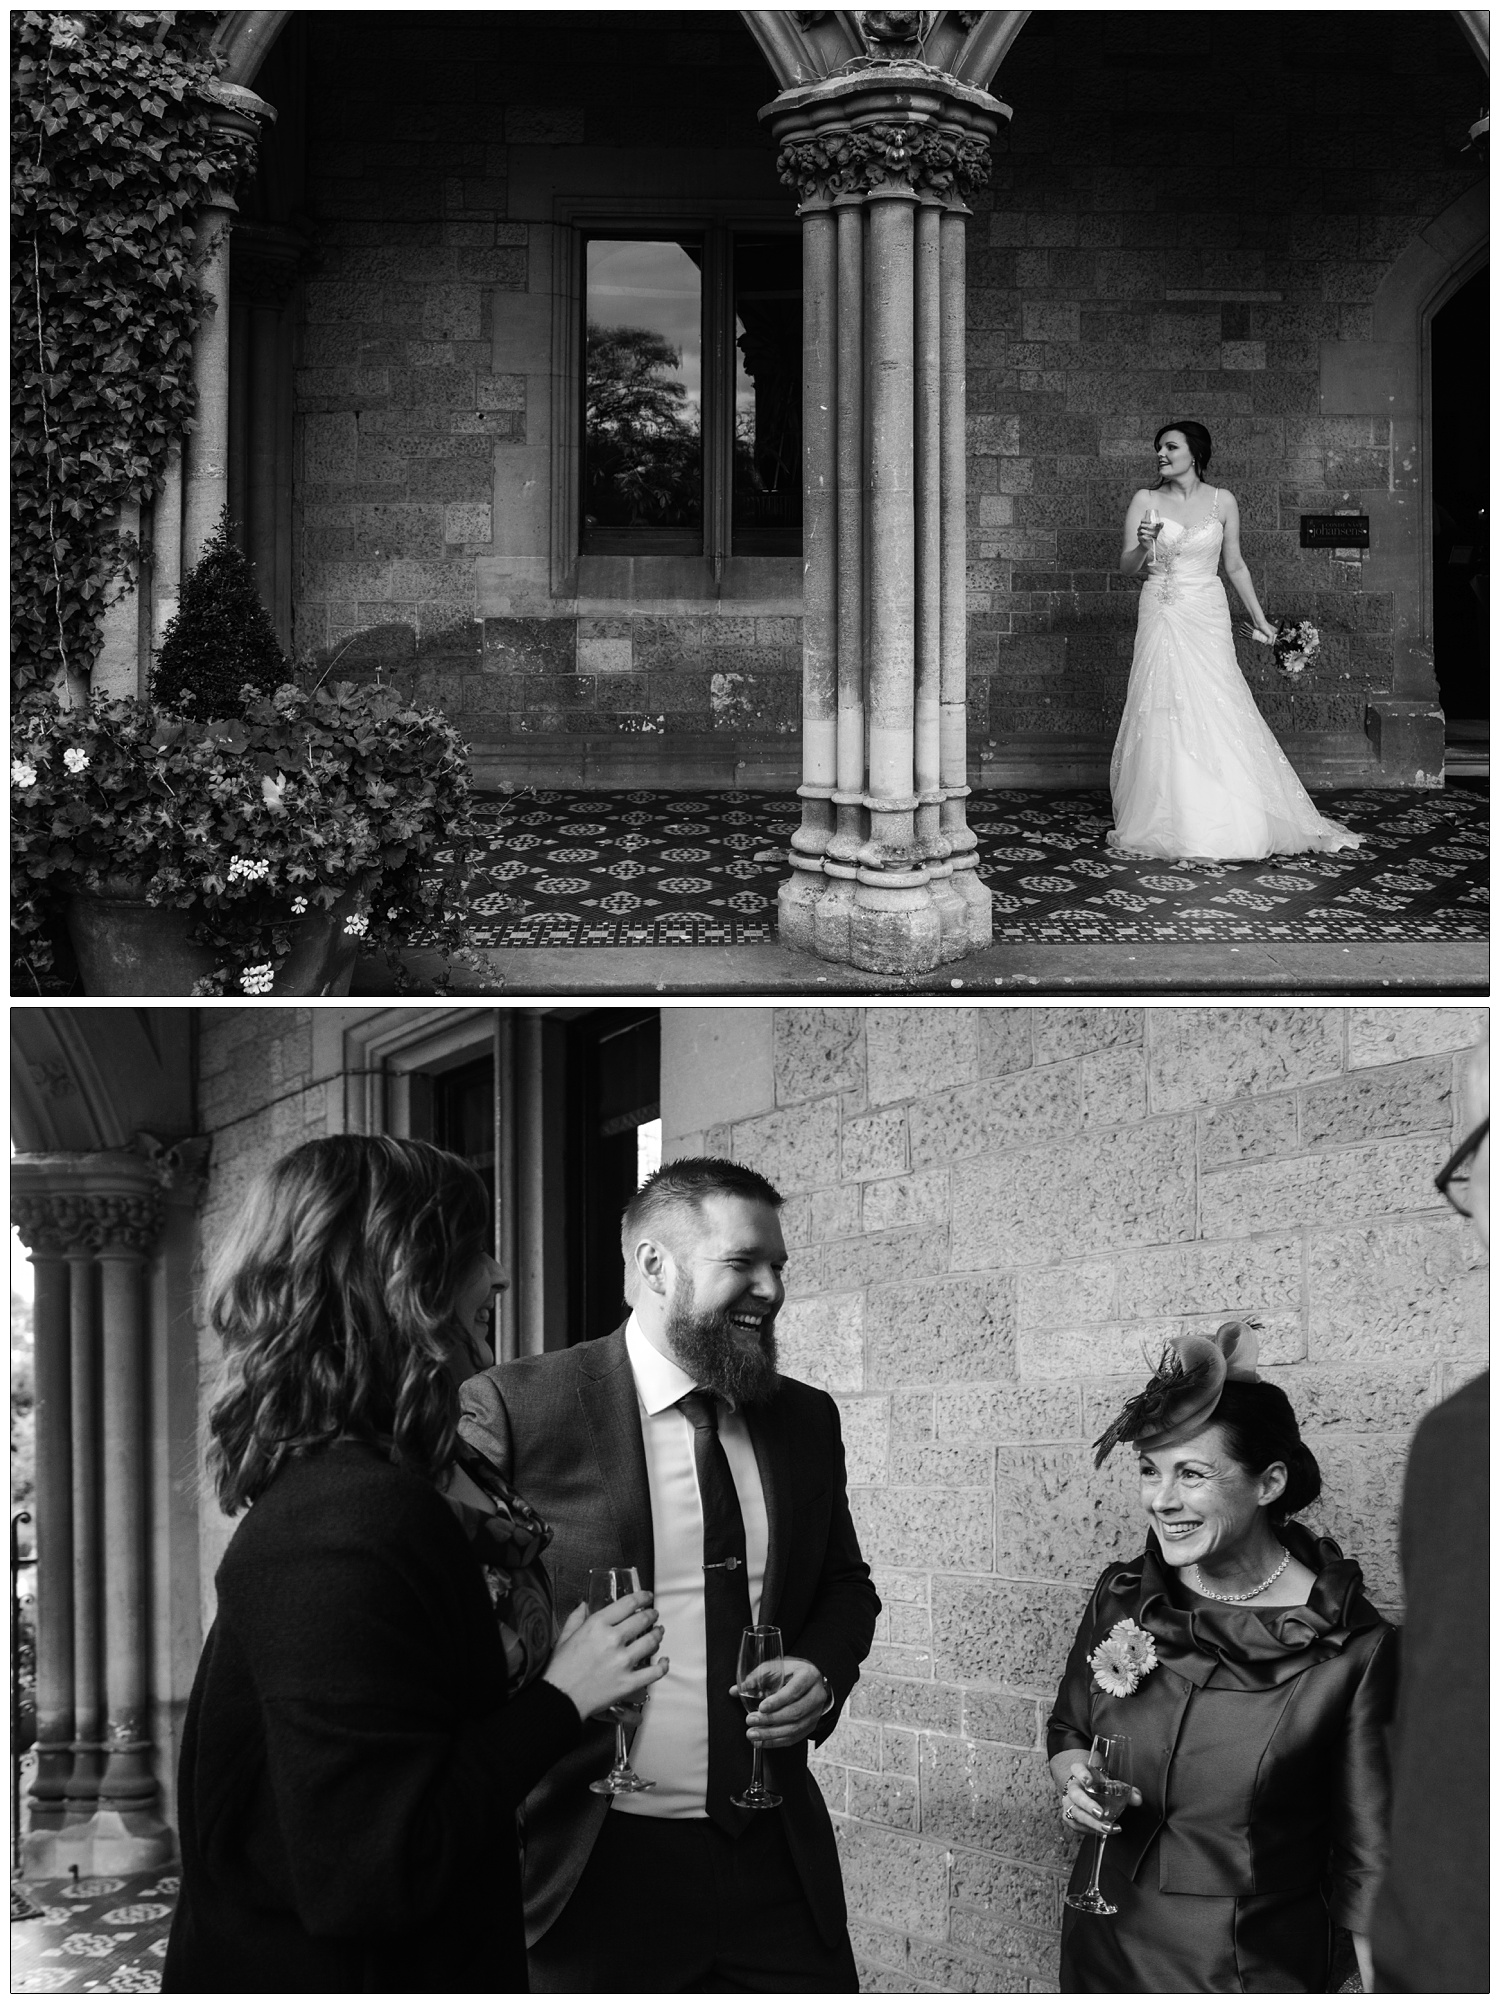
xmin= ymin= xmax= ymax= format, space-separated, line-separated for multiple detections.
xmin=151 ymin=444 xmax=184 ymax=661
xmin=64 ymin=1246 xmax=103 ymax=1854
xmin=94 ymin=1194 xmax=172 ymax=1874
xmin=779 ymin=201 xmax=839 ymax=949
xmin=183 ymin=84 xmax=274 ymax=571
xmin=764 ymin=60 xmax=1006 ymax=974
xmin=11 ymin=1155 xmax=173 ymax=1875
xmin=10 ymin=1203 xmax=72 ymax=1877
xmin=91 ymin=501 xmax=142 ymax=702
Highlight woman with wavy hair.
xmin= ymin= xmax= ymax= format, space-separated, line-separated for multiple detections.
xmin=1048 ymin=1321 xmax=1394 ymax=1993
xmin=162 ymin=1135 xmax=666 ymax=1995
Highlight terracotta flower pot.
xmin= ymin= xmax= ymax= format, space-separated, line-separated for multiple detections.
xmin=64 ymin=882 xmax=365 ymax=997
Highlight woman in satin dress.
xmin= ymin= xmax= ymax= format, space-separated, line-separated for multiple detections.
xmin=1048 ymin=1322 xmax=1395 ymax=1993
xmin=1109 ymin=420 xmax=1361 ymax=860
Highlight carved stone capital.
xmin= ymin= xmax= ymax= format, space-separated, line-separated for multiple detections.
xmin=13 ymin=1191 xmax=164 ymax=1257
xmin=763 ymin=64 xmax=1006 ymax=209
xmin=777 ymin=116 xmax=993 ymax=204
xmin=11 ymin=1152 xmax=170 ymax=1257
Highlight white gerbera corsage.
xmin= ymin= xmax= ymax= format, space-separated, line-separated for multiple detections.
xmin=1090 ymin=1618 xmax=1158 ymax=1698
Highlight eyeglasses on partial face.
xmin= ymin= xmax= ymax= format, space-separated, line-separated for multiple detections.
xmin=1435 ymin=1116 xmax=1489 ymax=1218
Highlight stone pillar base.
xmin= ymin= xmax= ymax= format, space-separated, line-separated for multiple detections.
xmin=85 ymin=1806 xmax=176 ymax=1876
xmin=848 ymin=879 xmax=945 ymax=974
xmin=777 ymin=868 xmax=827 ymax=954
xmin=813 ymin=873 xmax=858 ymax=962
xmin=20 ymin=1809 xmax=69 ymax=1880
xmin=951 ymin=867 xmax=994 ymax=949
xmin=928 ymin=871 xmax=972 ymax=963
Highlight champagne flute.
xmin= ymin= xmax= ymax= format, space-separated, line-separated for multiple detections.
xmin=730 ymin=1625 xmax=784 ymax=1810
xmin=1063 ymin=1734 xmax=1132 ymax=1916
xmin=585 ymin=1565 xmax=656 ymax=1795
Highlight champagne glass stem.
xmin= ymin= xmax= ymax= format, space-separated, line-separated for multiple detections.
xmin=614 ymin=1721 xmax=629 ymax=1776
xmin=748 ymin=1742 xmax=764 ymax=1798
xmin=1087 ymin=1831 xmax=1106 ymax=1900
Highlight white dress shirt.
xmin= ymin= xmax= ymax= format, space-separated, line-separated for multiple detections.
xmin=612 ymin=1314 xmax=769 ymax=1819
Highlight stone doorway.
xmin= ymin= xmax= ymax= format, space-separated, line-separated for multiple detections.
xmin=1430 ymin=263 xmax=1488 ymax=758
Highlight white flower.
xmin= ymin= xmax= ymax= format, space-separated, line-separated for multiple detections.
xmin=290 ymin=895 xmax=309 ymax=916
xmin=239 ymin=962 xmax=275 ymax=995
xmin=12 ymin=760 xmax=38 ymax=789
xmin=343 ymin=912 xmax=369 ymax=937
xmin=228 ymin=856 xmax=270 ymax=884
xmin=1090 ymin=1618 xmax=1158 ymax=1698
xmin=63 ymin=747 xmax=89 ymax=774
xmin=386 ymin=906 xmax=399 ymax=919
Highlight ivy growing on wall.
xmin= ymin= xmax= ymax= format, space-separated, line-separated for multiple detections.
xmin=10 ymin=11 xmax=259 ymax=695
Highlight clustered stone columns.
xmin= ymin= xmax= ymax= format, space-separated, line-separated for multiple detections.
xmin=12 ymin=1154 xmax=174 ymax=1876
xmin=91 ymin=83 xmax=273 ymax=705
xmin=765 ymin=61 xmax=1008 ymax=974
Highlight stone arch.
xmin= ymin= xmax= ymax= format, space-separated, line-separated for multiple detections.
xmin=210 ymin=10 xmax=291 ymax=87
xmin=216 ymin=9 xmax=1031 ymax=93
xmin=1319 ymin=179 xmax=1487 ymax=724
xmin=10 ymin=1012 xmax=193 ymax=1154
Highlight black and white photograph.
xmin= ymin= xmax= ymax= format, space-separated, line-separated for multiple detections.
xmin=7 ymin=4 xmax=1490 ymax=1998
xmin=8 ymin=1002 xmax=1490 ymax=1992
xmin=9 ymin=5 xmax=1487 ymax=999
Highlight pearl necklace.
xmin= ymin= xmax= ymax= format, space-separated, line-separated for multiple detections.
xmin=1189 ymin=1547 xmax=1291 ymax=1604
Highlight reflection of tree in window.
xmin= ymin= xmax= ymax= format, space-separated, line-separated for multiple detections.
xmin=584 ymin=323 xmax=702 ymax=527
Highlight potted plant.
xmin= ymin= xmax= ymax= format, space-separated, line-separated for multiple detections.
xmin=11 ymin=518 xmax=477 ymax=996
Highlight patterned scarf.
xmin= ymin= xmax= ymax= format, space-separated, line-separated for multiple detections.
xmin=443 ymin=1438 xmax=556 ymax=1695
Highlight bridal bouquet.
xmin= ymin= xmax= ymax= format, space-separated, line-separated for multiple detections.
xmin=1242 ymin=617 xmax=1320 ymax=681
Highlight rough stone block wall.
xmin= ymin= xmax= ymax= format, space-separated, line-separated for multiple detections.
xmin=964 ymin=10 xmax=1485 ymax=770
xmin=294 ymin=12 xmax=794 ymax=765
xmin=673 ymin=1005 xmax=1488 ymax=1993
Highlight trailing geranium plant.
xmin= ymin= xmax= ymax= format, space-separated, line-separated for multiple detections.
xmin=11 ymin=680 xmax=479 ymax=994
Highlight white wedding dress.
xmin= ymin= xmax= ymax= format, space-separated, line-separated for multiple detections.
xmin=1108 ymin=490 xmax=1360 ymax=860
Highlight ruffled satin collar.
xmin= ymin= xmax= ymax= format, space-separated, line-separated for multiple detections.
xmin=1109 ymin=1522 xmax=1386 ymax=1690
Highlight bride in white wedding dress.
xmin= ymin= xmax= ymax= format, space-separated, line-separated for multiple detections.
xmin=1109 ymin=421 xmax=1360 ymax=860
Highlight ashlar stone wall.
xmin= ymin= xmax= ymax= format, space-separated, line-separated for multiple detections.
xmin=293 ymin=11 xmax=800 ymax=784
xmin=964 ymin=9 xmax=1485 ymax=781
xmin=663 ymin=1004 xmax=1488 ymax=1994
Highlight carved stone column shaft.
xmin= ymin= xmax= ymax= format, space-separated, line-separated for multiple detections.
xmin=17 ymin=1235 xmax=72 ymax=1872
xmin=766 ymin=60 xmax=1007 ymax=974
xmin=11 ymin=1160 xmax=172 ymax=1876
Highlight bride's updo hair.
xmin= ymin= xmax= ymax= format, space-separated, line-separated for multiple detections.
xmin=1211 ymin=1378 xmax=1322 ymax=1527
xmin=1154 ymin=419 xmax=1213 ymax=479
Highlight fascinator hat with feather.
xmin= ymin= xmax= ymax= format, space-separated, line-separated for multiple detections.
xmin=1092 ymin=1319 xmax=1262 ymax=1468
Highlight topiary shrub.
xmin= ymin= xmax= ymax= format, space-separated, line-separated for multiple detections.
xmin=150 ymin=507 xmax=288 ymax=717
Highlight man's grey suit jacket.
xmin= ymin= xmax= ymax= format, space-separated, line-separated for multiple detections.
xmin=457 ymin=1325 xmax=881 ymax=1951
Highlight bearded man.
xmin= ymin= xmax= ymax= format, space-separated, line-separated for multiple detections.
xmin=458 ymin=1156 xmax=879 ymax=1993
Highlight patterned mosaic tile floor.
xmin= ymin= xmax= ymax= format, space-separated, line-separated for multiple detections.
xmin=449 ymin=783 xmax=1487 ymax=948
xmin=11 ymin=1873 xmax=175 ymax=1992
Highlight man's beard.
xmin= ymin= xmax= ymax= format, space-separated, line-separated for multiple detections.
xmin=665 ymin=1290 xmax=779 ymax=1407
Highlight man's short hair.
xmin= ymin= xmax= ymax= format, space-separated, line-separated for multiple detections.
xmin=620 ymin=1156 xmax=784 ymax=1304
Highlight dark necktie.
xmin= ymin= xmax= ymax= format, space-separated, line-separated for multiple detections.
xmin=678 ymin=1389 xmax=753 ymax=1835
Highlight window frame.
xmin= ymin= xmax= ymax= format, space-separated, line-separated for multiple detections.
xmin=552 ymin=198 xmax=800 ymax=587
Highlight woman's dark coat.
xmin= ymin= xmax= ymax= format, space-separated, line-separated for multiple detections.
xmin=162 ymin=1440 xmax=581 ymax=1993
xmin=1047 ymin=1522 xmax=1396 ymax=1989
